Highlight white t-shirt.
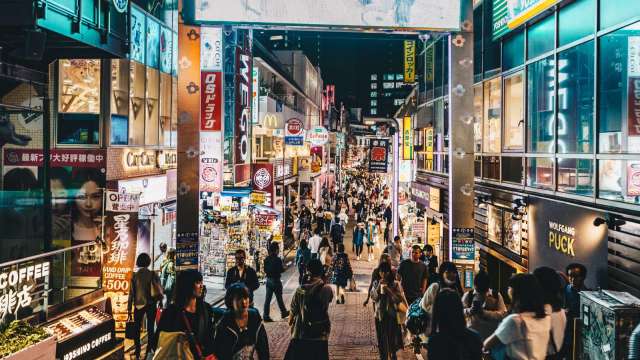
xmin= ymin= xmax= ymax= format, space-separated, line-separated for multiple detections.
xmin=545 ymin=304 xmax=567 ymax=355
xmin=494 ymin=312 xmax=551 ymax=360
xmin=308 ymin=235 xmax=322 ymax=254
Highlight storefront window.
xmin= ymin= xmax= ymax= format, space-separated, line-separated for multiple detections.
xmin=57 ymin=60 xmax=101 ymax=145
xmin=145 ymin=68 xmax=159 ymax=145
xmin=502 ymin=156 xmax=524 ymax=184
xmin=527 ymin=15 xmax=555 ymax=59
xmin=159 ymin=73 xmax=172 ymax=146
xmin=527 ymin=57 xmax=555 ymax=153
xmin=482 ymin=156 xmax=500 ymax=180
xmin=483 ymin=78 xmax=501 ymax=153
xmin=599 ymin=159 xmax=640 ymax=204
xmin=527 ymin=157 xmax=554 ymax=190
xmin=557 ymin=158 xmax=594 ymax=196
xmin=111 ymin=60 xmax=129 ymax=145
xmin=600 ymin=0 xmax=640 ymax=30
xmin=502 ymin=30 xmax=525 ymax=71
xmin=473 ymin=85 xmax=482 ymax=153
xmin=557 ymin=41 xmax=594 ymax=154
xmin=503 ymin=72 xmax=524 ymax=151
xmin=487 ymin=205 xmax=503 ymax=245
xmin=129 ymin=61 xmax=146 ymax=145
xmin=559 ymin=0 xmax=594 ymax=46
xmin=503 ymin=212 xmax=522 ymax=255
xmin=599 ymin=22 xmax=640 ymax=154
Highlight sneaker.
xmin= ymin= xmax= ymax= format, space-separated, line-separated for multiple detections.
xmin=263 ymin=317 xmax=274 ymax=323
xmin=281 ymin=311 xmax=290 ymax=319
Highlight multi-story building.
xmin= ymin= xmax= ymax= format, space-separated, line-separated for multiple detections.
xmin=367 ymin=72 xmax=413 ymax=117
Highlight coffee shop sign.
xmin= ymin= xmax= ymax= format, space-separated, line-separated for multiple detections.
xmin=548 ymin=221 xmax=576 ymax=257
xmin=124 ymin=149 xmax=157 ymax=170
xmin=0 ymin=261 xmax=50 ymax=319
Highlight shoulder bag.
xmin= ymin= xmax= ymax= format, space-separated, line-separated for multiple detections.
xmin=182 ymin=311 xmax=217 ymax=360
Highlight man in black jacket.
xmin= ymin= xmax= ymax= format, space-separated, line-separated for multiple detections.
xmin=225 ymin=249 xmax=260 ymax=303
xmin=330 ymin=221 xmax=345 ymax=250
xmin=262 ymin=242 xmax=289 ymax=322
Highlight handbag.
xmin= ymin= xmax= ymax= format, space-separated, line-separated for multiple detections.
xmin=182 ymin=311 xmax=217 ymax=360
xmin=153 ymin=331 xmax=197 ymax=360
xmin=125 ymin=320 xmax=138 ymax=340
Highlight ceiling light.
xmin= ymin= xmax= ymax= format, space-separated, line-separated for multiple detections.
xmin=270 ymin=35 xmax=284 ymax=41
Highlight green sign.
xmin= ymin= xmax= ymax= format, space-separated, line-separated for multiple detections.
xmin=492 ymin=0 xmax=559 ymax=40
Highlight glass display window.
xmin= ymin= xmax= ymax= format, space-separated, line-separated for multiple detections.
xmin=160 ymin=26 xmax=173 ymax=74
xmin=600 ymin=0 xmax=640 ymax=30
xmin=145 ymin=68 xmax=160 ymax=145
xmin=502 ymin=30 xmax=524 ymax=71
xmin=503 ymin=212 xmax=522 ymax=255
xmin=57 ymin=60 xmax=101 ymax=145
xmin=527 ymin=157 xmax=554 ymax=190
xmin=159 ymin=73 xmax=172 ymax=146
xmin=527 ymin=15 xmax=555 ymax=59
xmin=599 ymin=22 xmax=640 ymax=154
xmin=559 ymin=0 xmax=594 ymax=47
xmin=527 ymin=57 xmax=555 ymax=153
xmin=503 ymin=72 xmax=524 ymax=151
xmin=557 ymin=158 xmax=594 ymax=196
xmin=146 ymin=18 xmax=160 ymax=69
xmin=482 ymin=156 xmax=500 ymax=181
xmin=129 ymin=61 xmax=146 ymax=145
xmin=599 ymin=159 xmax=640 ymax=204
xmin=487 ymin=205 xmax=503 ymax=245
xmin=502 ymin=156 xmax=524 ymax=184
xmin=483 ymin=78 xmax=501 ymax=153
xmin=130 ymin=6 xmax=146 ymax=64
xmin=111 ymin=60 xmax=129 ymax=145
xmin=473 ymin=85 xmax=482 ymax=154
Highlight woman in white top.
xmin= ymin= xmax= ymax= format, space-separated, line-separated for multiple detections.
xmin=533 ymin=266 xmax=567 ymax=358
xmin=484 ymin=273 xmax=551 ymax=360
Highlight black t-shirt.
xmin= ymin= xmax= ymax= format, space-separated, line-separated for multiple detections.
xmin=427 ymin=328 xmax=483 ymax=360
xmin=263 ymin=255 xmax=284 ymax=280
xmin=397 ymin=259 xmax=428 ymax=302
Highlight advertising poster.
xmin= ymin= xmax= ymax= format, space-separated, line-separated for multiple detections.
xmin=628 ymin=162 xmax=640 ymax=196
xmin=199 ymin=132 xmax=223 ymax=192
xmin=103 ymin=191 xmax=140 ymax=330
xmin=628 ymin=37 xmax=640 ymax=136
xmin=487 ymin=205 xmax=503 ymax=245
xmin=452 ymin=228 xmax=475 ymax=261
xmin=200 ymin=26 xmax=223 ymax=71
xmin=310 ymin=146 xmax=323 ymax=173
xmin=201 ymin=71 xmax=223 ymax=131
xmin=404 ymin=40 xmax=416 ymax=83
xmin=403 ymin=116 xmax=414 ymax=160
xmin=425 ymin=126 xmax=434 ymax=170
xmin=146 ymin=18 xmax=160 ymax=69
xmin=427 ymin=221 xmax=440 ymax=247
xmin=251 ymin=163 xmax=274 ymax=207
xmin=176 ymin=232 xmax=199 ymax=269
xmin=234 ymin=29 xmax=252 ymax=185
xmin=503 ymin=212 xmax=522 ymax=255
xmin=368 ymin=138 xmax=389 ymax=173
xmin=130 ymin=5 xmax=146 ymax=64
xmin=159 ymin=26 xmax=173 ymax=74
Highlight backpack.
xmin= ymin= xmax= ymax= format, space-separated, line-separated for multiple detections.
xmin=300 ymin=282 xmax=331 ymax=338
xmin=405 ymin=297 xmax=429 ymax=335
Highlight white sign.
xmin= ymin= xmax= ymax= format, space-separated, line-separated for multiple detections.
xmin=106 ymin=191 xmax=141 ymax=213
xmin=193 ymin=0 xmax=460 ymax=30
xmin=0 ymin=261 xmax=49 ymax=320
xmin=201 ymin=26 xmax=223 ymax=71
xmin=118 ymin=175 xmax=168 ymax=205
xmin=252 ymin=67 xmax=260 ymax=124
xmin=200 ymin=131 xmax=223 ymax=192
xmin=307 ymin=126 xmax=329 ymax=146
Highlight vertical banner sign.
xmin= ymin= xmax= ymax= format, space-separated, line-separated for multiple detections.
xmin=403 ymin=116 xmax=414 ymax=160
xmin=103 ymin=191 xmax=140 ymax=330
xmin=223 ymin=28 xmax=237 ymax=181
xmin=628 ymin=37 xmax=640 ymax=136
xmin=200 ymin=26 xmax=222 ymax=71
xmin=176 ymin=232 xmax=199 ymax=269
xmin=425 ymin=45 xmax=435 ymax=84
xmin=368 ymin=138 xmax=389 ymax=173
xmin=234 ymin=29 xmax=252 ymax=186
xmin=452 ymin=228 xmax=475 ymax=261
xmin=252 ymin=163 xmax=274 ymax=207
xmin=425 ymin=126 xmax=434 ymax=170
xmin=404 ymin=40 xmax=416 ymax=84
xmin=200 ymin=72 xmax=222 ymax=131
xmin=199 ymin=132 xmax=223 ymax=192
xmin=252 ymin=66 xmax=260 ymax=124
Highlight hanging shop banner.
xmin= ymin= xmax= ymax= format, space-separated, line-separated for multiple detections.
xmin=404 ymin=40 xmax=416 ymax=84
xmin=285 ymin=118 xmax=305 ymax=146
xmin=307 ymin=125 xmax=329 ymax=146
xmin=252 ymin=163 xmax=274 ymax=207
xmin=234 ymin=29 xmax=252 ymax=186
xmin=403 ymin=116 xmax=414 ymax=160
xmin=201 ymin=26 xmax=223 ymax=71
xmin=310 ymin=146 xmax=323 ymax=173
xmin=255 ymin=213 xmax=277 ymax=230
xmin=368 ymin=138 xmax=389 ymax=173
xmin=492 ymin=0 xmax=560 ymax=40
xmin=399 ymin=160 xmax=412 ymax=183
xmin=427 ymin=221 xmax=440 ymax=247
xmin=425 ymin=45 xmax=434 ymax=84
xmin=191 ymin=0 xmax=460 ymax=30
xmin=176 ymin=232 xmax=199 ymax=269
xmin=201 ymin=71 xmax=223 ymax=131
xmin=252 ymin=67 xmax=260 ymax=124
xmin=199 ymin=131 xmax=223 ymax=192
xmin=452 ymin=228 xmax=475 ymax=261
xmin=429 ymin=187 xmax=441 ymax=212
xmin=3 ymin=148 xmax=106 ymax=168
xmin=627 ymin=37 xmax=640 ymax=137
xmin=425 ymin=126 xmax=434 ymax=170
xmin=103 ymin=192 xmax=140 ymax=330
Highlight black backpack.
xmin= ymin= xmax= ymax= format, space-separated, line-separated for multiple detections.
xmin=301 ymin=282 xmax=331 ymax=338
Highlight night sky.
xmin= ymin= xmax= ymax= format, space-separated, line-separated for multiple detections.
xmin=254 ymin=30 xmax=418 ymax=109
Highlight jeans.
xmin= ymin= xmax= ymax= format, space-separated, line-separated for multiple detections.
xmin=133 ymin=304 xmax=156 ymax=358
xmin=355 ymin=243 xmax=364 ymax=257
xmin=263 ymin=278 xmax=288 ymax=319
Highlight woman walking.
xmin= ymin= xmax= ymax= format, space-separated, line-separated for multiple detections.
xmin=421 ymin=261 xmax=464 ymax=314
xmin=363 ymin=253 xmax=393 ymax=307
xmin=533 ymin=267 xmax=567 ymax=359
xmin=365 ymin=218 xmax=378 ymax=262
xmin=213 ymin=283 xmax=269 ymax=359
xmin=159 ymin=248 xmax=176 ymax=308
xmin=318 ymin=237 xmax=333 ymax=271
xmin=128 ymin=253 xmax=161 ymax=360
xmin=296 ymin=239 xmax=312 ymax=285
xmin=329 ymin=243 xmax=353 ymax=304
xmin=353 ymin=222 xmax=365 ymax=260
xmin=370 ymin=262 xmax=407 ymax=360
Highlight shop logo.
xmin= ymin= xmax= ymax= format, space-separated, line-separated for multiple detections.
xmin=201 ymin=166 xmax=217 ymax=182
xmin=370 ymin=146 xmax=386 ymax=161
xmin=548 ymin=221 xmax=575 ymax=257
xmin=286 ymin=118 xmax=303 ymax=136
xmin=253 ymin=167 xmax=272 ymax=190
xmin=112 ymin=0 xmax=128 ymax=13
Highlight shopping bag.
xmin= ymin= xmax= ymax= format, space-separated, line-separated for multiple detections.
xmin=155 ymin=307 xmax=163 ymax=326
xmin=125 ymin=320 xmax=138 ymax=339
xmin=153 ymin=331 xmax=196 ymax=360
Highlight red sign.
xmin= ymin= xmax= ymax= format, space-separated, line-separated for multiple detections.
xmin=3 ymin=149 xmax=106 ymax=168
xmin=201 ymin=71 xmax=222 ymax=131
xmin=286 ymin=118 xmax=304 ymax=136
xmin=252 ymin=163 xmax=274 ymax=207
xmin=234 ymin=164 xmax=251 ymax=186
xmin=371 ymin=147 xmax=386 ymax=161
xmin=255 ymin=213 xmax=277 ymax=227
xmin=628 ymin=77 xmax=640 ymax=136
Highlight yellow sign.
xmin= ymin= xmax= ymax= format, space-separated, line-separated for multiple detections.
xmin=425 ymin=45 xmax=434 ymax=83
xmin=272 ymin=234 xmax=283 ymax=242
xmin=427 ymin=221 xmax=440 ymax=247
xmin=403 ymin=116 xmax=413 ymax=160
xmin=548 ymin=221 xmax=576 ymax=257
xmin=429 ymin=187 xmax=441 ymax=212
xmin=404 ymin=40 xmax=416 ymax=83
xmin=425 ymin=127 xmax=434 ymax=170
xmin=250 ymin=192 xmax=266 ymax=205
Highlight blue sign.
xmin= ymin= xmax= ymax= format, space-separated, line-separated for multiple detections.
xmin=452 ymin=228 xmax=475 ymax=261
xmin=285 ymin=136 xmax=304 ymax=145
xmin=176 ymin=232 xmax=199 ymax=269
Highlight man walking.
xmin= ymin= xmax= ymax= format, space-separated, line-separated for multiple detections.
xmin=225 ymin=249 xmax=260 ymax=303
xmin=397 ymin=245 xmax=428 ymax=305
xmin=263 ymin=242 xmax=290 ymax=322
xmin=330 ymin=220 xmax=345 ymax=250
xmin=383 ymin=235 xmax=403 ymax=269
xmin=309 ymin=229 xmax=323 ymax=260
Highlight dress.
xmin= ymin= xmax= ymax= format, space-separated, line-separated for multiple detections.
xmin=330 ymin=253 xmax=353 ymax=287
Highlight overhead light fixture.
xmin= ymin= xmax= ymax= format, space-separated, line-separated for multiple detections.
xmin=270 ymin=35 xmax=284 ymax=41
xmin=593 ymin=217 xmax=607 ymax=227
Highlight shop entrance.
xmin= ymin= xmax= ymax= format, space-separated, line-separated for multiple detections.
xmin=484 ymin=251 xmax=516 ymax=305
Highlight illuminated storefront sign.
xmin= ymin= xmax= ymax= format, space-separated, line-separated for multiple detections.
xmin=234 ymin=29 xmax=252 ymax=185
xmin=124 ymin=149 xmax=157 ymax=171
xmin=201 ymin=26 xmax=223 ymax=71
xmin=252 ymin=163 xmax=274 ymax=207
xmin=369 ymin=138 xmax=389 ymax=173
xmin=199 ymin=132 xmax=223 ymax=193
xmin=157 ymin=149 xmax=177 ymax=169
xmin=492 ymin=0 xmax=560 ymax=40
xmin=404 ymin=40 xmax=416 ymax=84
xmin=307 ymin=126 xmax=329 ymax=146
xmin=118 ymin=176 xmax=168 ymax=205
xmin=285 ymin=118 xmax=305 ymax=146
xmin=0 ymin=261 xmax=49 ymax=320
xmin=201 ymin=71 xmax=223 ymax=131
xmin=403 ymin=116 xmax=414 ymax=160
xmin=252 ymin=67 xmax=260 ymax=124
xmin=548 ymin=221 xmax=576 ymax=257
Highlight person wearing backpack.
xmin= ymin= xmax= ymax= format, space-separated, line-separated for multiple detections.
xmin=285 ymin=259 xmax=334 ymax=360
xmin=420 ymin=261 xmax=463 ymax=315
xmin=160 ymin=248 xmax=177 ymax=307
xmin=427 ymin=289 xmax=483 ymax=360
xmin=461 ymin=270 xmax=507 ymax=341
xmin=329 ymin=243 xmax=353 ymax=304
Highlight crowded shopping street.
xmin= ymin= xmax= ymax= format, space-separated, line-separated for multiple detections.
xmin=3 ymin=0 xmax=640 ymax=359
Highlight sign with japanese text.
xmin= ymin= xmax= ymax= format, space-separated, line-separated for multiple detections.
xmin=425 ymin=45 xmax=434 ymax=83
xmin=0 ymin=261 xmax=49 ymax=321
xmin=425 ymin=126 xmax=434 ymax=170
xmin=404 ymin=40 xmax=416 ymax=84
xmin=492 ymin=0 xmax=560 ymax=40
xmin=200 ymin=26 xmax=223 ymax=71
xmin=252 ymin=67 xmax=260 ymax=124
xmin=201 ymin=71 xmax=223 ymax=131
xmin=255 ymin=213 xmax=277 ymax=229
xmin=176 ymin=232 xmax=199 ymax=269
xmin=285 ymin=118 xmax=305 ymax=146
xmin=252 ymin=163 xmax=274 ymax=207
xmin=234 ymin=29 xmax=252 ymax=178
xmin=429 ymin=187 xmax=441 ymax=212
xmin=368 ymin=138 xmax=389 ymax=173
xmin=403 ymin=116 xmax=414 ymax=160
xmin=3 ymin=149 xmax=105 ymax=168
xmin=452 ymin=228 xmax=475 ymax=261
xmin=103 ymin=194 xmax=139 ymax=329
xmin=199 ymin=132 xmax=223 ymax=192
xmin=628 ymin=37 xmax=640 ymax=136
xmin=628 ymin=162 xmax=640 ymax=196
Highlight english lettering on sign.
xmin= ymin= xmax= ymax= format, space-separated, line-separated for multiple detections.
xmin=548 ymin=221 xmax=576 ymax=257
xmin=0 ymin=261 xmax=49 ymax=319
xmin=62 ymin=332 xmax=112 ymax=360
xmin=235 ymin=52 xmax=251 ymax=165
